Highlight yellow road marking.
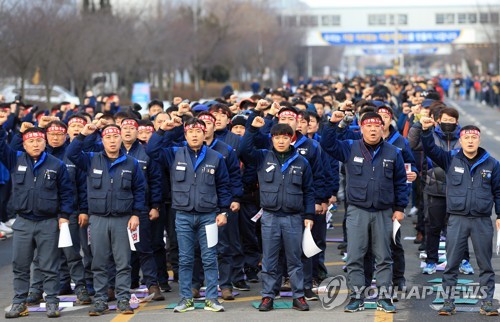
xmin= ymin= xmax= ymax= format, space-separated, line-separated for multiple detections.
xmin=374 ymin=309 xmax=394 ymax=322
xmin=110 ymin=303 xmax=145 ymax=322
xmin=324 ymin=261 xmax=344 ymax=266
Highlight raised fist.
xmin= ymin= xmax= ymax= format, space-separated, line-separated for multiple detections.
xmin=81 ymin=123 xmax=97 ymax=136
xmin=255 ymin=99 xmax=270 ymax=111
xmin=20 ymin=122 xmax=34 ymax=133
xmin=251 ymin=116 xmax=265 ymax=128
xmin=420 ymin=116 xmax=435 ymax=130
xmin=330 ymin=110 xmax=345 ymax=123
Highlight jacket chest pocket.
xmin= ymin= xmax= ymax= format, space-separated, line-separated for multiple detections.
xmin=120 ymin=172 xmax=132 ymax=190
xmin=174 ymin=166 xmax=186 ymax=182
xmin=450 ymin=174 xmax=463 ymax=186
xmin=203 ymin=171 xmax=215 ymax=186
xmin=351 ymin=164 xmax=363 ymax=176
xmin=383 ymin=162 xmax=394 ymax=179
xmin=291 ymin=169 xmax=303 ymax=186
xmin=14 ymin=171 xmax=26 ymax=185
xmin=90 ymin=173 xmax=102 ymax=189
xmin=261 ymin=168 xmax=275 ymax=183
xmin=43 ymin=174 xmax=57 ymax=190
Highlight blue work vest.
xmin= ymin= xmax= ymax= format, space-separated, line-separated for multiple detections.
xmin=170 ymin=146 xmax=222 ymax=213
xmin=446 ymin=153 xmax=497 ymax=217
xmin=87 ymin=153 xmax=137 ymax=216
xmin=345 ymin=140 xmax=400 ymax=210
xmin=257 ymin=151 xmax=308 ymax=213
xmin=12 ymin=152 xmax=64 ymax=217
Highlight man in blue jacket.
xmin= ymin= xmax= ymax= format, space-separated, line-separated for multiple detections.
xmin=420 ymin=120 xmax=500 ymax=316
xmin=240 ymin=117 xmax=315 ymax=312
xmin=120 ymin=118 xmax=165 ymax=300
xmin=66 ymin=123 xmax=146 ymax=316
xmin=321 ymin=112 xmax=408 ymax=314
xmin=146 ymin=117 xmax=232 ymax=313
xmin=0 ymin=113 xmax=74 ymax=319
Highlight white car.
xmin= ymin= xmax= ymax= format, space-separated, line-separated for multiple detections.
xmin=1 ymin=85 xmax=80 ymax=105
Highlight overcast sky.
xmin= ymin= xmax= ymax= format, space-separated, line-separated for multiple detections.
xmin=302 ymin=0 xmax=499 ymax=8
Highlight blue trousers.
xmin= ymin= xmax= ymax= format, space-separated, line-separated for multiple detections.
xmin=261 ymin=212 xmax=304 ymax=299
xmin=12 ymin=216 xmax=60 ymax=305
xmin=131 ymin=214 xmax=159 ymax=288
xmin=176 ymin=211 xmax=218 ymax=300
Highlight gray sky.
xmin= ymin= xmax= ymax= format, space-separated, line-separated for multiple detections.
xmin=302 ymin=0 xmax=499 ymax=7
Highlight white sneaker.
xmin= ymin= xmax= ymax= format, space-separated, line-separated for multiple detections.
xmin=409 ymin=207 xmax=418 ymax=216
xmin=0 ymin=222 xmax=13 ymax=234
xmin=5 ymin=218 xmax=15 ymax=228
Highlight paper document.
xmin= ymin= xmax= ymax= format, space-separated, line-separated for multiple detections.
xmin=393 ymin=220 xmax=401 ymax=244
xmin=302 ymin=223 xmax=322 ymax=258
xmin=127 ymin=226 xmax=140 ymax=251
xmin=496 ymin=230 xmax=500 ymax=255
xmin=206 ymin=222 xmax=218 ymax=248
xmin=58 ymin=222 xmax=73 ymax=248
xmin=251 ymin=209 xmax=264 ymax=222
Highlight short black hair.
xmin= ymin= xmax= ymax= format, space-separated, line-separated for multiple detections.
xmin=148 ymin=99 xmax=164 ymax=109
xmin=115 ymin=111 xmax=131 ymax=120
xmin=439 ymin=107 xmax=459 ymax=121
xmin=308 ymin=111 xmax=321 ymax=123
xmin=460 ymin=125 xmax=480 ymax=133
xmin=139 ymin=119 xmax=154 ymax=127
xmin=270 ymin=123 xmax=294 ymax=137
xmin=297 ymin=110 xmax=310 ymax=123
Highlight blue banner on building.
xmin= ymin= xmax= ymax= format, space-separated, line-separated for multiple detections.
xmin=321 ymin=30 xmax=461 ymax=45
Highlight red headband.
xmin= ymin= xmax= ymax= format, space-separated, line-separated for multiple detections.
xmin=361 ymin=118 xmax=383 ymax=126
xmin=138 ymin=125 xmax=154 ymax=133
xmin=377 ymin=108 xmax=392 ymax=116
xmin=68 ymin=117 xmax=87 ymax=126
xmin=102 ymin=127 xmax=121 ymax=137
xmin=46 ymin=125 xmax=67 ymax=134
xmin=121 ymin=119 xmax=138 ymax=129
xmin=23 ymin=131 xmax=45 ymax=141
xmin=279 ymin=111 xmax=298 ymax=120
xmin=460 ymin=129 xmax=480 ymax=137
xmin=199 ymin=114 xmax=216 ymax=124
xmin=184 ymin=123 xmax=206 ymax=132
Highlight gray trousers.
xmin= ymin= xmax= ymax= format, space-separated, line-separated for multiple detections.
xmin=30 ymin=214 xmax=86 ymax=294
xmin=12 ymin=216 xmax=60 ymax=304
xmin=89 ymin=215 xmax=131 ymax=302
xmin=443 ymin=215 xmax=495 ymax=301
xmin=346 ymin=205 xmax=393 ymax=299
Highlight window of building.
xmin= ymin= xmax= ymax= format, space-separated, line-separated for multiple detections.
xmin=321 ymin=15 xmax=340 ymax=26
xmin=491 ymin=12 xmax=499 ymax=24
xmin=398 ymin=14 xmax=408 ymax=25
xmin=436 ymin=14 xmax=444 ymax=24
xmin=300 ymin=15 xmax=318 ymax=27
xmin=368 ymin=14 xmax=378 ymax=25
xmin=389 ymin=14 xmax=395 ymax=25
xmin=445 ymin=13 xmax=455 ymax=24
xmin=480 ymin=12 xmax=489 ymax=23
xmin=283 ymin=15 xmax=297 ymax=27
xmin=458 ymin=13 xmax=466 ymax=24
xmin=468 ymin=13 xmax=477 ymax=23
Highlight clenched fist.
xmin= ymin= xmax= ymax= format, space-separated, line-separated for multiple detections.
xmin=251 ymin=116 xmax=265 ymax=128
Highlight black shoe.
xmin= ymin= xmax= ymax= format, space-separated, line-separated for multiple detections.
xmin=130 ymin=281 xmax=140 ymax=289
xmin=304 ymin=288 xmax=319 ymax=301
xmin=232 ymin=280 xmax=250 ymax=291
xmin=88 ymin=300 xmax=109 ymax=316
xmin=26 ymin=291 xmax=44 ymax=306
xmin=107 ymin=288 xmax=116 ymax=301
xmin=418 ymin=243 xmax=426 ymax=252
xmin=58 ymin=283 xmax=73 ymax=295
xmin=280 ymin=278 xmax=291 ymax=292
xmin=159 ymin=282 xmax=172 ymax=292
xmin=292 ymin=297 xmax=309 ymax=311
xmin=274 ymin=290 xmax=281 ymax=299
xmin=46 ymin=302 xmax=60 ymax=318
xmin=5 ymin=303 xmax=29 ymax=319
xmin=245 ymin=268 xmax=259 ymax=283
xmin=258 ymin=297 xmax=274 ymax=312
xmin=337 ymin=242 xmax=347 ymax=250
xmin=86 ymin=283 xmax=95 ymax=296
xmin=117 ymin=299 xmax=134 ymax=314
xmin=75 ymin=287 xmax=92 ymax=305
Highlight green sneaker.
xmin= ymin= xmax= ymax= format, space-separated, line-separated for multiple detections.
xmin=5 ymin=303 xmax=29 ymax=319
xmin=173 ymin=298 xmax=195 ymax=313
xmin=204 ymin=298 xmax=224 ymax=312
xmin=438 ymin=300 xmax=456 ymax=316
xmin=88 ymin=300 xmax=109 ymax=316
xmin=480 ymin=301 xmax=499 ymax=316
xmin=344 ymin=298 xmax=364 ymax=312
xmin=376 ymin=299 xmax=396 ymax=313
xmin=46 ymin=302 xmax=60 ymax=318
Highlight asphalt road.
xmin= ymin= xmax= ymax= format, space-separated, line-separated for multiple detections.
xmin=0 ymin=98 xmax=499 ymax=322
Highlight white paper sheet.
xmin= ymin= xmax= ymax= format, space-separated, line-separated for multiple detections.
xmin=127 ymin=227 xmax=139 ymax=251
xmin=496 ymin=230 xmax=500 ymax=255
xmin=206 ymin=222 xmax=218 ymax=248
xmin=302 ymin=224 xmax=322 ymax=258
xmin=58 ymin=222 xmax=73 ymax=248
xmin=393 ymin=220 xmax=401 ymax=244
xmin=251 ymin=208 xmax=264 ymax=222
